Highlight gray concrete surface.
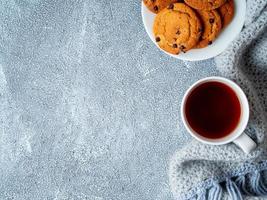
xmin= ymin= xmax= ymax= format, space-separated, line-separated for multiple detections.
xmin=0 ymin=0 xmax=217 ymax=199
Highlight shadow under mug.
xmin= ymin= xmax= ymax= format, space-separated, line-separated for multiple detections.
xmin=181 ymin=76 xmax=257 ymax=154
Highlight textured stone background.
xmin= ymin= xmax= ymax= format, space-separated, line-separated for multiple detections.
xmin=0 ymin=0 xmax=218 ymax=199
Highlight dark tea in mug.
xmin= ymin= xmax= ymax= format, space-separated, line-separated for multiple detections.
xmin=185 ymin=81 xmax=241 ymax=139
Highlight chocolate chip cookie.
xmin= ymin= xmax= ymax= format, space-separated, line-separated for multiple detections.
xmin=196 ymin=10 xmax=222 ymax=48
xmin=218 ymin=0 xmax=234 ymax=27
xmin=184 ymin=0 xmax=227 ymax=10
xmin=153 ymin=3 xmax=202 ymax=54
xmin=143 ymin=0 xmax=179 ymax=13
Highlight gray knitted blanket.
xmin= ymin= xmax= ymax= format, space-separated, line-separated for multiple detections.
xmin=169 ymin=1 xmax=267 ymax=199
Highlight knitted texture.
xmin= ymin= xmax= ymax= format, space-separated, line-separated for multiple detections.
xmin=169 ymin=1 xmax=267 ymax=199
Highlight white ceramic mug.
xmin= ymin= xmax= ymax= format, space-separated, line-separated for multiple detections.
xmin=181 ymin=76 xmax=257 ymax=154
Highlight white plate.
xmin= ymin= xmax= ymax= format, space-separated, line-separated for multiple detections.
xmin=141 ymin=1 xmax=246 ymax=61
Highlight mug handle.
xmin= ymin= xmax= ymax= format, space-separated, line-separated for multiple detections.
xmin=233 ymin=133 xmax=257 ymax=154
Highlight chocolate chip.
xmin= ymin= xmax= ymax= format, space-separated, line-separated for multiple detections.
xmin=208 ymin=41 xmax=212 ymax=45
xmin=167 ymin=3 xmax=174 ymax=9
xmin=179 ymin=45 xmax=186 ymax=53
xmin=172 ymin=44 xmax=178 ymax=48
xmin=177 ymin=0 xmax=184 ymax=2
xmin=155 ymin=37 xmax=160 ymax=42
xmin=176 ymin=30 xmax=181 ymax=35
xmin=151 ymin=0 xmax=156 ymax=2
xmin=154 ymin=6 xmax=158 ymax=11
xmin=209 ymin=18 xmax=214 ymax=23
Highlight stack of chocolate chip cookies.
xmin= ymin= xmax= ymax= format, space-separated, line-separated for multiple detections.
xmin=143 ymin=0 xmax=235 ymax=55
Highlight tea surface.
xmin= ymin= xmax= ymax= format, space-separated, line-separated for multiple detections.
xmin=185 ymin=81 xmax=241 ymax=139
